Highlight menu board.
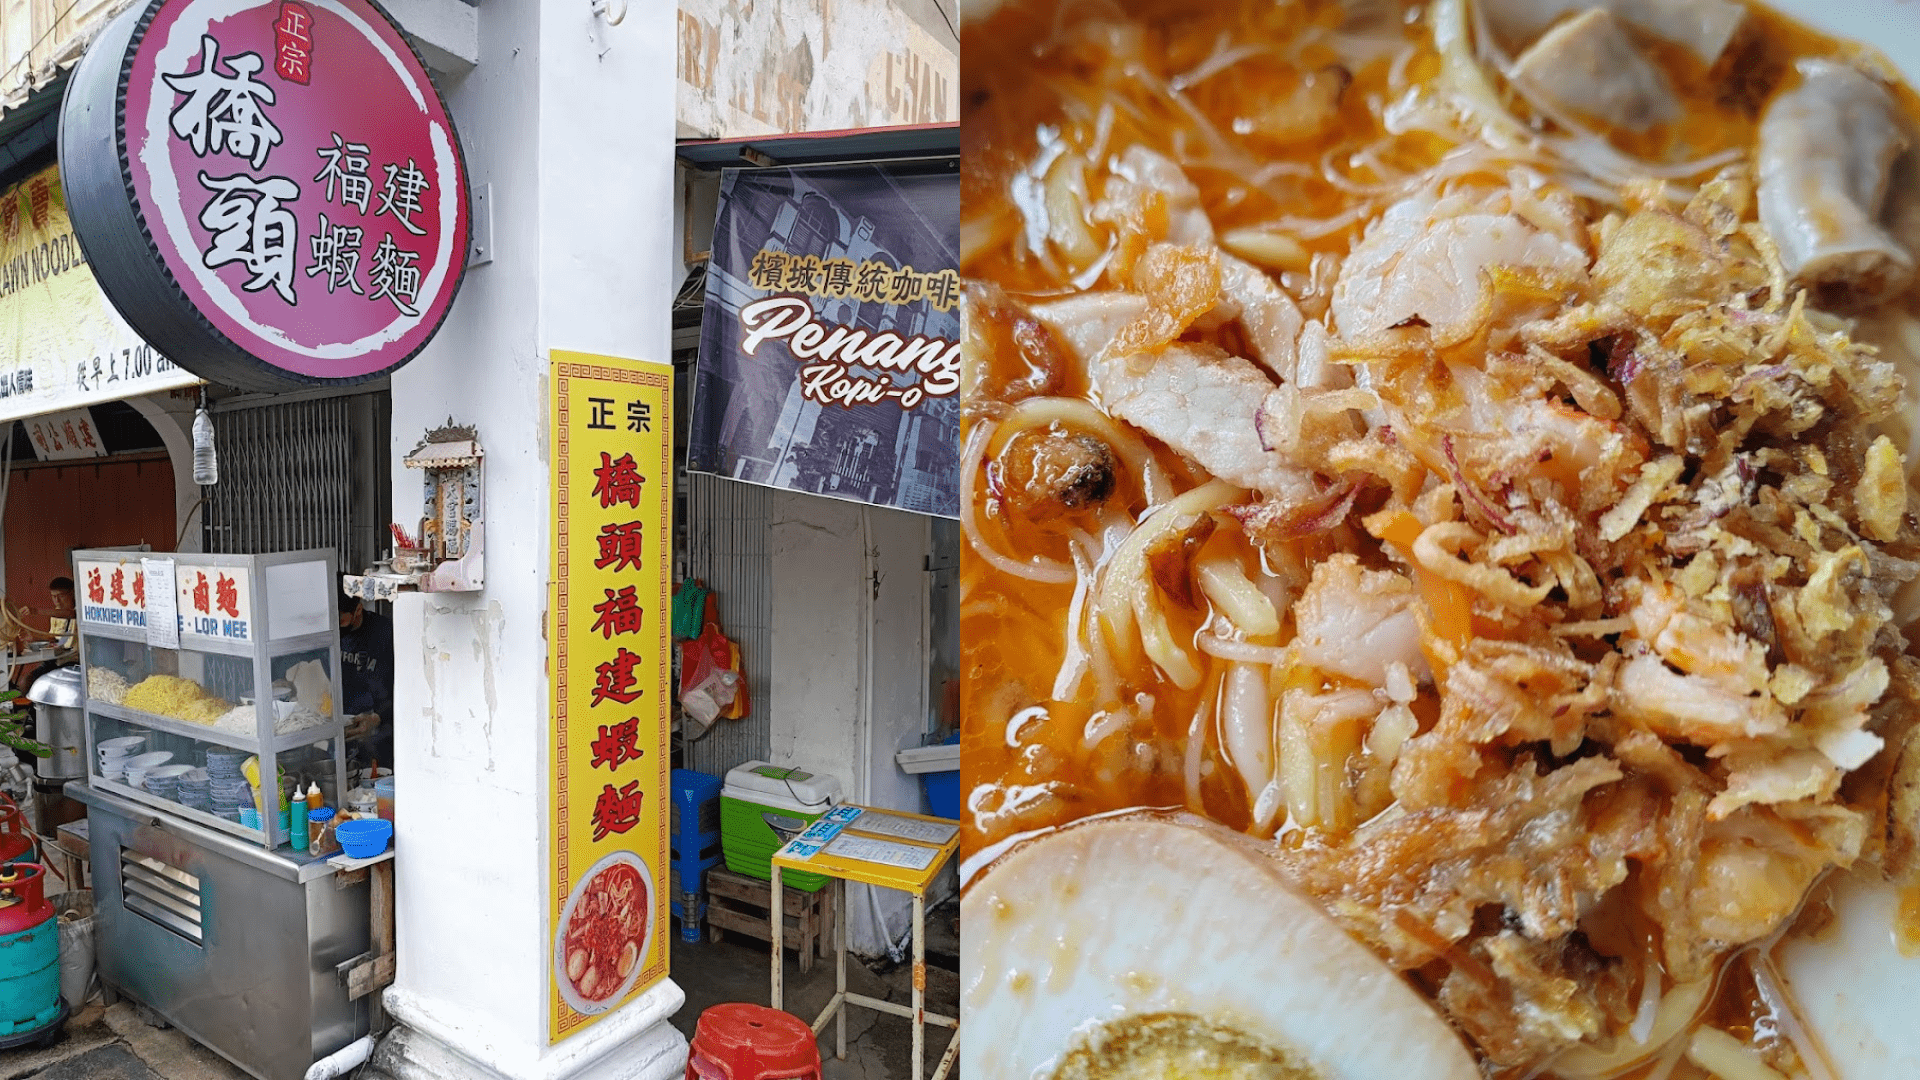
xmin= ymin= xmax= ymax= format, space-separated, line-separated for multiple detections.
xmin=141 ymin=559 xmax=179 ymax=650
xmin=848 ymin=810 xmax=959 ymax=845
xmin=825 ymin=833 xmax=941 ymax=871
xmin=547 ymin=351 xmax=673 ymax=1044
xmin=774 ymin=803 xmax=961 ymax=893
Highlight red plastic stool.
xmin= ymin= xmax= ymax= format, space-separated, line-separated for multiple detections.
xmin=686 ymin=1003 xmax=822 ymax=1080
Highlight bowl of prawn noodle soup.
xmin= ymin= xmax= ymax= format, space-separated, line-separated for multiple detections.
xmin=962 ymin=0 xmax=1920 ymax=1077
xmin=554 ymin=851 xmax=653 ymax=1015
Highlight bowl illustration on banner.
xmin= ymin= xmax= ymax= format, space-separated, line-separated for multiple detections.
xmin=553 ymin=850 xmax=652 ymax=1015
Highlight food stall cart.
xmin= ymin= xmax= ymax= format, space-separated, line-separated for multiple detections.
xmin=63 ymin=548 xmax=384 ymax=1080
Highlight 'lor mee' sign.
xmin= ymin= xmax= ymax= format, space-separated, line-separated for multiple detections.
xmin=60 ymin=0 xmax=470 ymax=393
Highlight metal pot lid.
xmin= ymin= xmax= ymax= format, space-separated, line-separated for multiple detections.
xmin=26 ymin=666 xmax=83 ymax=708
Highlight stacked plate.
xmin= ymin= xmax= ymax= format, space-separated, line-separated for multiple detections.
xmin=211 ymin=778 xmax=251 ymax=822
xmin=176 ymin=768 xmax=212 ymax=813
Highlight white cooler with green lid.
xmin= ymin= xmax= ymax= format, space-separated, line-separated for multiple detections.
xmin=720 ymin=761 xmax=842 ymax=893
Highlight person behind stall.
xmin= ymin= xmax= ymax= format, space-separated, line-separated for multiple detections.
xmin=12 ymin=577 xmax=76 ymax=693
xmin=339 ymin=588 xmax=395 ymax=770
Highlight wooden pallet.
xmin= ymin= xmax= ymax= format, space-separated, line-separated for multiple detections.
xmin=705 ymin=867 xmax=834 ymax=974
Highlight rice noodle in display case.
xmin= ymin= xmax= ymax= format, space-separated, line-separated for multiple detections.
xmin=961 ymin=1 xmax=1920 ymax=1077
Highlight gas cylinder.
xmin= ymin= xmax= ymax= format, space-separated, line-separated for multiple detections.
xmin=0 ymin=863 xmax=60 ymax=1038
xmin=0 ymin=794 xmax=35 ymax=867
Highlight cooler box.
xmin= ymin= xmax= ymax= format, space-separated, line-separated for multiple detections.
xmin=720 ymin=762 xmax=841 ymax=893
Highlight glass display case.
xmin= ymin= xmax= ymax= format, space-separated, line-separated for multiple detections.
xmin=72 ymin=548 xmax=347 ymax=851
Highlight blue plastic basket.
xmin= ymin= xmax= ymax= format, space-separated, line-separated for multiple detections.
xmin=921 ymin=771 xmax=959 ymax=820
xmin=336 ymin=819 xmax=393 ymax=859
xmin=919 ymin=733 xmax=960 ymax=820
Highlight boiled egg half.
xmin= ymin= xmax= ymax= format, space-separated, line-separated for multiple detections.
xmin=962 ymin=811 xmax=1481 ymax=1080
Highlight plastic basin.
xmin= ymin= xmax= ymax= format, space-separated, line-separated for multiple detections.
xmin=336 ymin=819 xmax=393 ymax=859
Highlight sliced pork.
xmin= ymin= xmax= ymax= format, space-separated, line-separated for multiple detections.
xmin=1092 ymin=343 xmax=1314 ymax=499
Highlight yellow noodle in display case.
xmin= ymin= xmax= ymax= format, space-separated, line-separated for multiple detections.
xmin=122 ymin=675 xmax=234 ymax=725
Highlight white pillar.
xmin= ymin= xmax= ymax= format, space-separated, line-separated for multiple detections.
xmin=125 ymin=389 xmax=202 ymax=553
xmin=370 ymin=0 xmax=685 ymax=1075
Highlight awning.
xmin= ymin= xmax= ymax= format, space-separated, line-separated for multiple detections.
xmin=676 ymin=122 xmax=959 ymax=168
xmin=0 ymin=162 xmax=202 ymax=424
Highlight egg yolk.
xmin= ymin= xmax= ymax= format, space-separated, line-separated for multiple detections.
xmin=1051 ymin=1013 xmax=1324 ymax=1080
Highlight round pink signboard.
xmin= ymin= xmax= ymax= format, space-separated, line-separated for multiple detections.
xmin=61 ymin=0 xmax=470 ymax=390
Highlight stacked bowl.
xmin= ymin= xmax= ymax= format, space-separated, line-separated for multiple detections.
xmin=143 ymin=763 xmax=191 ymax=802
xmin=98 ymin=736 xmax=144 ymax=781
xmin=210 ymin=780 xmax=250 ymax=822
xmin=176 ymin=768 xmax=212 ymax=813
xmin=123 ymin=751 xmax=173 ymax=790
xmin=205 ymin=749 xmax=247 ymax=780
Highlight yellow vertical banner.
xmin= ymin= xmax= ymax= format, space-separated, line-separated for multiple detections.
xmin=548 ymin=351 xmax=674 ymax=1042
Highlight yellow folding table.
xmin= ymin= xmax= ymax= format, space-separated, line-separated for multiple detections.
xmin=771 ymin=803 xmax=959 ymax=1080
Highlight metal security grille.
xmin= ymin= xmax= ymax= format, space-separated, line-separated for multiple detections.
xmin=201 ymin=393 xmax=390 ymax=571
xmin=681 ymin=472 xmax=773 ymax=777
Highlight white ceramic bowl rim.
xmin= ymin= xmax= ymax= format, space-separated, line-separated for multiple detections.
xmin=551 ymin=849 xmax=654 ymax=1017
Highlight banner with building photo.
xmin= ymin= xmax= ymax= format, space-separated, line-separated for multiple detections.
xmin=0 ymin=164 xmax=200 ymax=421
xmin=689 ymin=161 xmax=959 ymax=517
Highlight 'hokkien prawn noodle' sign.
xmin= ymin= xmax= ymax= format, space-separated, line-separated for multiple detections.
xmin=60 ymin=0 xmax=470 ymax=393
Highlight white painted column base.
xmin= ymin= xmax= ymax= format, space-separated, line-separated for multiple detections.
xmin=364 ymin=982 xmax=688 ymax=1080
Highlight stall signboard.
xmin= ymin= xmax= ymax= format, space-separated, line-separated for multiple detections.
xmin=23 ymin=409 xmax=108 ymax=460
xmin=0 ymin=165 xmax=201 ymax=423
xmin=547 ymin=350 xmax=672 ymax=1042
xmin=689 ymin=161 xmax=959 ymax=517
xmin=59 ymin=0 xmax=471 ymax=394
xmin=176 ymin=566 xmax=254 ymax=644
xmin=76 ymin=558 xmax=149 ymax=630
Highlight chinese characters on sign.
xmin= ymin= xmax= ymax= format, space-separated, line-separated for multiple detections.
xmin=176 ymin=567 xmax=253 ymax=643
xmin=549 ymin=353 xmax=672 ymax=1041
xmin=22 ymin=409 xmax=106 ymax=460
xmin=273 ymin=2 xmax=314 ymax=85
xmin=75 ymin=559 xmax=149 ymax=630
xmin=744 ymin=250 xmax=961 ymax=312
xmin=61 ymin=0 xmax=470 ymax=391
xmin=158 ymin=32 xmax=431 ymax=312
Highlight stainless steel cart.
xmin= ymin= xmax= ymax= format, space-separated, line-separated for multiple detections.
xmin=70 ymin=781 xmax=374 ymax=1080
xmin=66 ymin=549 xmax=381 ymax=1080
